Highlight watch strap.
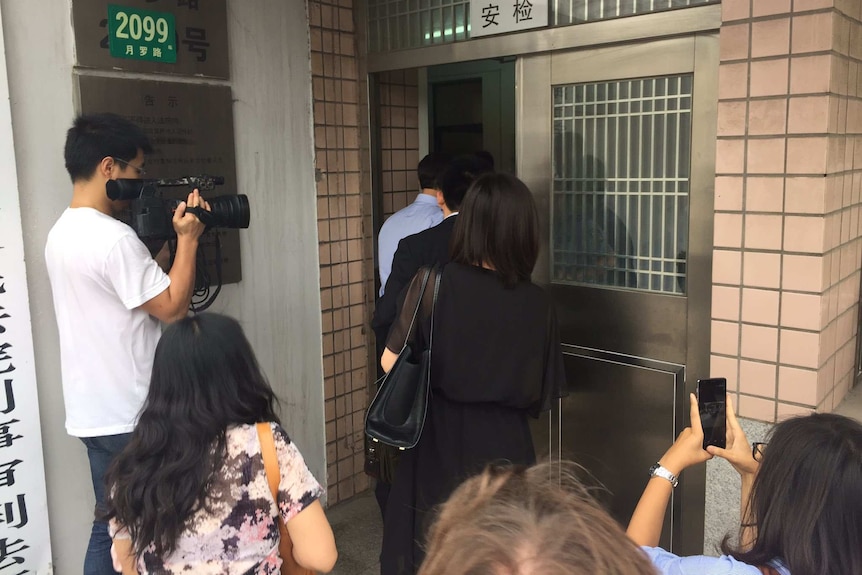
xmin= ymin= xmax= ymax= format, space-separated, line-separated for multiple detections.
xmin=649 ymin=462 xmax=679 ymax=488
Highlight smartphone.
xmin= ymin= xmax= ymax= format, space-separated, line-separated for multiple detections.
xmin=697 ymin=378 xmax=727 ymax=450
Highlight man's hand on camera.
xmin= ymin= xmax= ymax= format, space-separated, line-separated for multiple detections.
xmin=173 ymin=189 xmax=210 ymax=241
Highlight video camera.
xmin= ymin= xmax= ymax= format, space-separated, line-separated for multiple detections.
xmin=106 ymin=175 xmax=250 ymax=241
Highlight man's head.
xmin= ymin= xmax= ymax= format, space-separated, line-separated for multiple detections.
xmin=417 ymin=152 xmax=452 ymax=191
xmin=64 ymin=113 xmax=152 ymax=184
xmin=436 ymin=154 xmax=493 ymax=213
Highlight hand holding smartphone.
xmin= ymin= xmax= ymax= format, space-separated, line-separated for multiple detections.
xmin=697 ymin=378 xmax=727 ymax=450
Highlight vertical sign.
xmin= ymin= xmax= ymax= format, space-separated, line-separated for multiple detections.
xmin=0 ymin=8 xmax=52 ymax=574
xmin=469 ymin=0 xmax=548 ymax=37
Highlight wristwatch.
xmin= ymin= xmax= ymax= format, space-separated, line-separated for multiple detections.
xmin=648 ymin=462 xmax=679 ymax=488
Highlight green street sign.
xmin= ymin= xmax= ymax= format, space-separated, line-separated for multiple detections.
xmin=107 ymin=4 xmax=177 ymax=64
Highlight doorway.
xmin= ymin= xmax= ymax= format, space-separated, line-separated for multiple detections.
xmin=428 ymin=59 xmax=516 ymax=174
xmin=519 ymin=34 xmax=718 ymax=553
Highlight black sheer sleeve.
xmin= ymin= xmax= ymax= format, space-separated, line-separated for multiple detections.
xmin=529 ymin=304 xmax=568 ymax=417
xmin=385 ymin=266 xmax=438 ymax=354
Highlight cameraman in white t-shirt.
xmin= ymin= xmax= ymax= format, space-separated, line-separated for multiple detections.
xmin=45 ymin=113 xmax=209 ymax=575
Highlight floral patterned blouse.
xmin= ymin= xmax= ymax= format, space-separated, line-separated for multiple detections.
xmin=110 ymin=422 xmax=324 ymax=574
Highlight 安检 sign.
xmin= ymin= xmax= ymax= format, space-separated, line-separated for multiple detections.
xmin=470 ymin=0 xmax=548 ymax=38
xmin=108 ymin=4 xmax=177 ymax=63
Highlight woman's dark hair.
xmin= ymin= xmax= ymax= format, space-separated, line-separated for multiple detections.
xmin=450 ymin=173 xmax=539 ymax=286
xmin=104 ymin=313 xmax=280 ymax=558
xmin=64 ymin=113 xmax=153 ymax=182
xmin=721 ymin=413 xmax=862 ymax=575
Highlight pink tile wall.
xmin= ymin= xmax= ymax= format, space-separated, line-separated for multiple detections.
xmin=310 ymin=0 xmax=376 ymax=504
xmin=711 ymin=0 xmax=862 ymax=422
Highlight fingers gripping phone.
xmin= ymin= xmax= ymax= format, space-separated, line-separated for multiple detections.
xmin=697 ymin=378 xmax=727 ymax=450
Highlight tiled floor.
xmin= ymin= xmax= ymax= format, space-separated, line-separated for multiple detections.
xmin=326 ymin=490 xmax=381 ymax=575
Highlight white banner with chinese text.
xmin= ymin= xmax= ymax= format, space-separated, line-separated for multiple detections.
xmin=0 ymin=6 xmax=53 ymax=574
xmin=470 ymin=0 xmax=548 ymax=38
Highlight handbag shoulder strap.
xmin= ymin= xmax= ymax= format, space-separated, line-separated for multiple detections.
xmin=401 ymin=266 xmax=433 ymax=347
xmin=427 ymin=264 xmax=443 ymax=351
xmin=257 ymin=422 xmax=280 ymax=503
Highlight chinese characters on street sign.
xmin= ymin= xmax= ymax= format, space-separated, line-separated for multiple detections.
xmin=108 ymin=4 xmax=177 ymax=63
xmin=470 ymin=0 xmax=548 ymax=37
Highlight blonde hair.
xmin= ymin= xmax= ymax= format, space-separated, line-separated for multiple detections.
xmin=419 ymin=462 xmax=656 ymax=575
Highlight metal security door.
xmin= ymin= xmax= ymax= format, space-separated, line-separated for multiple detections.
xmin=518 ymin=34 xmax=718 ymax=553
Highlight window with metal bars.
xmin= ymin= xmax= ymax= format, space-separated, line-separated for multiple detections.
xmin=551 ymin=74 xmax=693 ymax=295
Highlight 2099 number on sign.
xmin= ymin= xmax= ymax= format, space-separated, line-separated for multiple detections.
xmin=107 ymin=4 xmax=176 ymax=63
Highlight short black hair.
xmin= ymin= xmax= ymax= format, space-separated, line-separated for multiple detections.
xmin=417 ymin=152 xmax=452 ymax=190
xmin=451 ymin=173 xmax=539 ymax=286
xmin=437 ymin=154 xmax=493 ymax=212
xmin=64 ymin=113 xmax=153 ymax=182
xmin=474 ymin=150 xmax=495 ymax=171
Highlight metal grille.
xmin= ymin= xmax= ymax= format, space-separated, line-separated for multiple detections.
xmin=367 ymin=0 xmax=470 ymax=52
xmin=366 ymin=0 xmax=717 ymax=52
xmin=551 ymin=75 xmax=693 ymax=294
xmin=552 ymin=0 xmax=715 ymax=25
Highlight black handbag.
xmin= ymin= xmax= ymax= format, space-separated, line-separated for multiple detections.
xmin=365 ymin=265 xmax=441 ymax=450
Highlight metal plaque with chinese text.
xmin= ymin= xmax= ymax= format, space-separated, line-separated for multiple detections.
xmin=108 ymin=4 xmax=177 ymax=63
xmin=470 ymin=0 xmax=548 ymax=37
xmin=73 ymin=0 xmax=229 ymax=78
xmin=78 ymin=76 xmax=243 ymax=284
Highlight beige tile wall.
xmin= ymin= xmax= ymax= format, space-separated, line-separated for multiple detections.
xmin=309 ymin=0 xmax=376 ymax=504
xmin=378 ymin=70 xmax=421 ymax=218
xmin=712 ymin=0 xmax=862 ymax=422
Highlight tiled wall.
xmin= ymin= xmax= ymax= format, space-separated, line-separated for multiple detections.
xmin=711 ymin=0 xmax=862 ymax=421
xmin=309 ymin=0 xmax=377 ymax=504
xmin=378 ymin=70 xmax=421 ymax=218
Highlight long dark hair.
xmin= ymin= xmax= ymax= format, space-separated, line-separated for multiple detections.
xmin=450 ymin=173 xmax=539 ymax=286
xmin=104 ymin=313 xmax=280 ymax=558
xmin=721 ymin=413 xmax=862 ymax=575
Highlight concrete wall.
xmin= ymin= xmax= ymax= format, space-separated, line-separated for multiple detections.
xmin=0 ymin=0 xmax=323 ymax=572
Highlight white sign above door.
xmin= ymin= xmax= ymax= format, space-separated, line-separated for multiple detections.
xmin=470 ymin=0 xmax=548 ymax=38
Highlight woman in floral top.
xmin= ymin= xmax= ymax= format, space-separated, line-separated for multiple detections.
xmin=104 ymin=313 xmax=338 ymax=574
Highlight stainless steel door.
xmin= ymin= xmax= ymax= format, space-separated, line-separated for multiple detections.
xmin=518 ymin=34 xmax=718 ymax=553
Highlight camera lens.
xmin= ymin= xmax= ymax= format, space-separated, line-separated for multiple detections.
xmin=208 ymin=194 xmax=250 ymax=229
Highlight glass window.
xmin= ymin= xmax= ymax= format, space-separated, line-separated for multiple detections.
xmin=551 ymin=75 xmax=692 ymax=295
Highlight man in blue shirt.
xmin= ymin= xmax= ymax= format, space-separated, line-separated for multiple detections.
xmin=377 ymin=153 xmax=450 ymax=296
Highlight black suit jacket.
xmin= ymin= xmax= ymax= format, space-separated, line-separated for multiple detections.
xmin=372 ymin=215 xmax=457 ymax=364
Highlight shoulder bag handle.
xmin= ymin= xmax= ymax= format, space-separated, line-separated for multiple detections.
xmin=400 ymin=266 xmax=433 ymax=351
xmin=427 ymin=264 xmax=443 ymax=352
xmin=256 ymin=422 xmax=315 ymax=575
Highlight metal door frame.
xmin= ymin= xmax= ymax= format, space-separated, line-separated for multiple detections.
xmin=517 ymin=34 xmax=717 ymax=553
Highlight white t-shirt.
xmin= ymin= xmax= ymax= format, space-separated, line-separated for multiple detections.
xmin=45 ymin=207 xmax=171 ymax=437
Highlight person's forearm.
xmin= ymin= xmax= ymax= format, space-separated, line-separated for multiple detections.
xmin=626 ymin=476 xmax=674 ymax=547
xmin=164 ymin=236 xmax=198 ymax=321
xmin=111 ymin=539 xmax=139 ymax=575
xmin=738 ymin=473 xmax=757 ymax=550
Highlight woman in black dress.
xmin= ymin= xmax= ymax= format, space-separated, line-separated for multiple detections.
xmin=379 ymin=173 xmax=566 ymax=575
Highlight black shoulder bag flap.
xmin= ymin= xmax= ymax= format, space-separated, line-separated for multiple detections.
xmin=365 ymin=265 xmax=442 ymax=450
